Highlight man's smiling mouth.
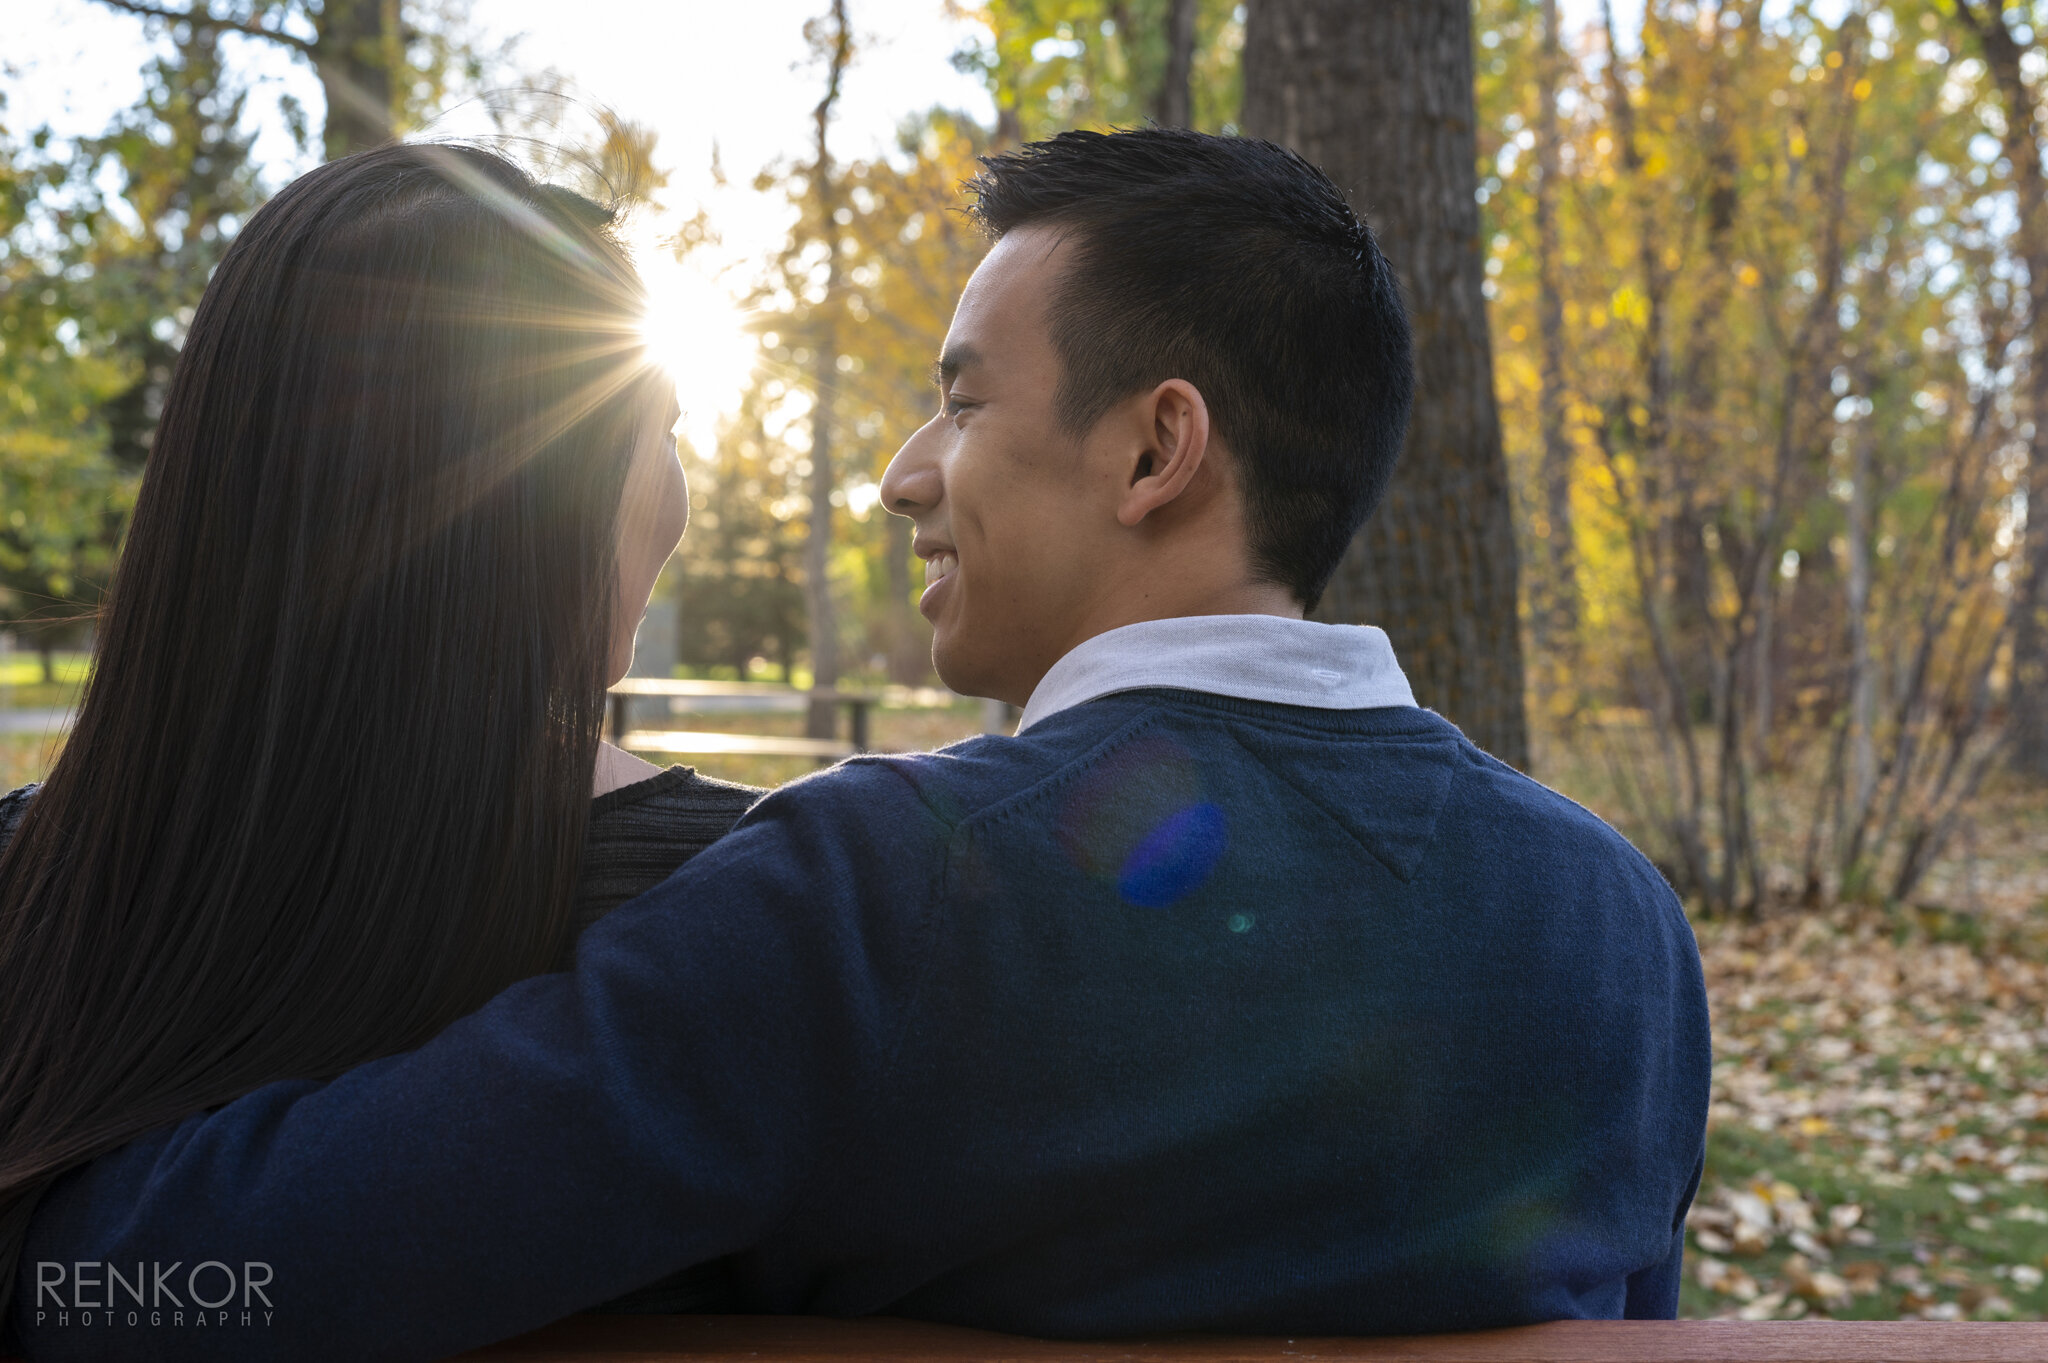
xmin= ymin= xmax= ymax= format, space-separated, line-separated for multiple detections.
xmin=923 ymin=551 xmax=958 ymax=587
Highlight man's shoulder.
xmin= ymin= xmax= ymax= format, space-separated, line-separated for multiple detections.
xmin=750 ymin=707 xmax=1146 ymax=839
xmin=733 ymin=699 xmax=1679 ymax=922
xmin=1435 ymin=741 xmax=1685 ymax=928
xmin=1188 ymin=694 xmax=1674 ymax=911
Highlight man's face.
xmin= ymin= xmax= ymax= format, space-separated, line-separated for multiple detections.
xmin=879 ymin=228 xmax=1125 ymax=706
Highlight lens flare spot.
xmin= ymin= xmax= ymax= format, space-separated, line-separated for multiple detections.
xmin=1117 ymin=801 xmax=1228 ymax=909
xmin=1228 ymin=912 xmax=1254 ymax=933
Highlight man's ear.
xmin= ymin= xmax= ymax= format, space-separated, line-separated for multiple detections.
xmin=1115 ymin=379 xmax=1211 ymax=528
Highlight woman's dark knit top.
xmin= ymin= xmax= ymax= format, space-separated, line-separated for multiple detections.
xmin=0 ymin=765 xmax=761 ymax=932
xmin=572 ymin=765 xmax=762 ymax=932
xmin=0 ymin=762 xmax=762 ymax=1314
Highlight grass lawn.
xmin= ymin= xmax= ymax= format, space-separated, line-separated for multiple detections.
xmin=0 ymin=650 xmax=89 ymax=712
xmin=0 ymin=733 xmax=62 ymax=792
xmin=1675 ymin=903 xmax=2048 ymax=1320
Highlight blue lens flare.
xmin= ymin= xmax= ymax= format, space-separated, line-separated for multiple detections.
xmin=1056 ymin=734 xmax=1234 ymax=910
xmin=1116 ymin=800 xmax=1228 ymax=908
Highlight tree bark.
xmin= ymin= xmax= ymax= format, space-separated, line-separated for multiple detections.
xmin=1955 ymin=3 xmax=2048 ymax=779
xmin=1841 ymin=411 xmax=1877 ymax=883
xmin=1154 ymin=0 xmax=1197 ymax=128
xmin=883 ymin=511 xmax=926 ymax=684
xmin=804 ymin=0 xmax=852 ymax=739
xmin=1242 ymin=0 xmax=1529 ymax=768
xmin=312 ymin=0 xmax=399 ymax=159
xmin=94 ymin=0 xmax=398 ymax=158
xmin=1532 ymin=0 xmax=1577 ymax=712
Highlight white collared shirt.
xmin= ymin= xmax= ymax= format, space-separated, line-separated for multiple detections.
xmin=1016 ymin=614 xmax=1417 ymax=733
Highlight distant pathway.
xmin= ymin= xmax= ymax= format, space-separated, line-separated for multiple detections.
xmin=0 ymin=708 xmax=73 ymax=735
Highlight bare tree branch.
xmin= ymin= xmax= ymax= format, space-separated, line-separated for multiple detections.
xmin=92 ymin=0 xmax=317 ymax=57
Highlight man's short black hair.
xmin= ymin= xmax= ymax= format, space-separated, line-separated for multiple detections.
xmin=966 ymin=127 xmax=1412 ymax=611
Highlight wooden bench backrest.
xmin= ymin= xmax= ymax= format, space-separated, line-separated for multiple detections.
xmin=451 ymin=1314 xmax=2048 ymax=1362
xmin=14 ymin=1312 xmax=2047 ymax=1359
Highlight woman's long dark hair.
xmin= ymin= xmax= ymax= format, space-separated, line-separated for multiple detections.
xmin=0 ymin=144 xmax=664 ymax=1314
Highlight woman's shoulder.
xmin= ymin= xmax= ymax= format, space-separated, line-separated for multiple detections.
xmin=0 ymin=782 xmax=38 ymax=852
xmin=573 ymin=767 xmax=763 ymax=931
xmin=589 ymin=764 xmax=760 ymax=825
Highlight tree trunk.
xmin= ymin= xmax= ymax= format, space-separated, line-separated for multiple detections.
xmin=1154 ymin=0 xmax=1197 ymax=128
xmin=883 ymin=512 xmax=926 ymax=684
xmin=1242 ymin=0 xmax=1529 ymax=768
xmin=1532 ymin=0 xmax=1577 ymax=717
xmin=1957 ymin=4 xmax=2048 ymax=779
xmin=804 ymin=0 xmax=852 ymax=739
xmin=94 ymin=0 xmax=399 ymax=159
xmin=1670 ymin=27 xmax=1743 ymax=734
xmin=312 ymin=0 xmax=398 ymax=159
xmin=1838 ymin=412 xmax=1877 ymax=890
xmin=804 ymin=343 xmax=841 ymax=734
xmin=1752 ymin=562 xmax=1775 ymax=757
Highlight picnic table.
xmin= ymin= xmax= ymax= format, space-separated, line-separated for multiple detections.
xmin=456 ymin=1313 xmax=2048 ymax=1361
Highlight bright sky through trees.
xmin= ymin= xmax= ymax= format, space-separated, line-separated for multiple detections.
xmin=8 ymin=1 xmax=993 ymax=451
xmin=8 ymin=0 xmax=1653 ymax=454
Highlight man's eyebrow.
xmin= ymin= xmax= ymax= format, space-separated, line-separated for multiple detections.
xmin=932 ymin=344 xmax=983 ymax=388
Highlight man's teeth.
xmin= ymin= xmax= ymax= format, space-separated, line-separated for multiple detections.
xmin=924 ymin=552 xmax=958 ymax=587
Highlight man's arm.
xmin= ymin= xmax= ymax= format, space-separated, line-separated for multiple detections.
xmin=1623 ymin=1144 xmax=1704 ymax=1319
xmin=10 ymin=761 xmax=947 ymax=1363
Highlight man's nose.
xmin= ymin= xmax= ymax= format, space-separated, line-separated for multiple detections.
xmin=879 ymin=419 xmax=943 ymax=518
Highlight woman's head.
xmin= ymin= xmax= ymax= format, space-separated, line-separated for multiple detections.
xmin=0 ymin=143 xmax=681 ymax=1309
xmin=145 ymin=142 xmax=684 ymax=699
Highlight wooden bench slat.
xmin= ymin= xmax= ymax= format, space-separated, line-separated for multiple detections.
xmin=9 ymin=1312 xmax=2046 ymax=1359
xmin=455 ymin=1315 xmax=2048 ymax=1363
xmin=617 ymin=730 xmax=858 ymax=760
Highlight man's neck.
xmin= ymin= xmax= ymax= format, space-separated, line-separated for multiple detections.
xmin=1069 ymin=581 xmax=1304 ymax=651
xmin=1015 ymin=581 xmax=1305 ymax=707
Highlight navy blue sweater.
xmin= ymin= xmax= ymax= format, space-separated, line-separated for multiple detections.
xmin=9 ymin=693 xmax=1709 ymax=1361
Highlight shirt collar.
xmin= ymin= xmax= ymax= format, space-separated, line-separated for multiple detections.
xmin=1016 ymin=614 xmax=1417 ymax=734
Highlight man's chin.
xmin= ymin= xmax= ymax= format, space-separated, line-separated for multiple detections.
xmin=929 ymin=635 xmax=978 ymax=700
xmin=931 ymin=634 xmax=1019 ymax=709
